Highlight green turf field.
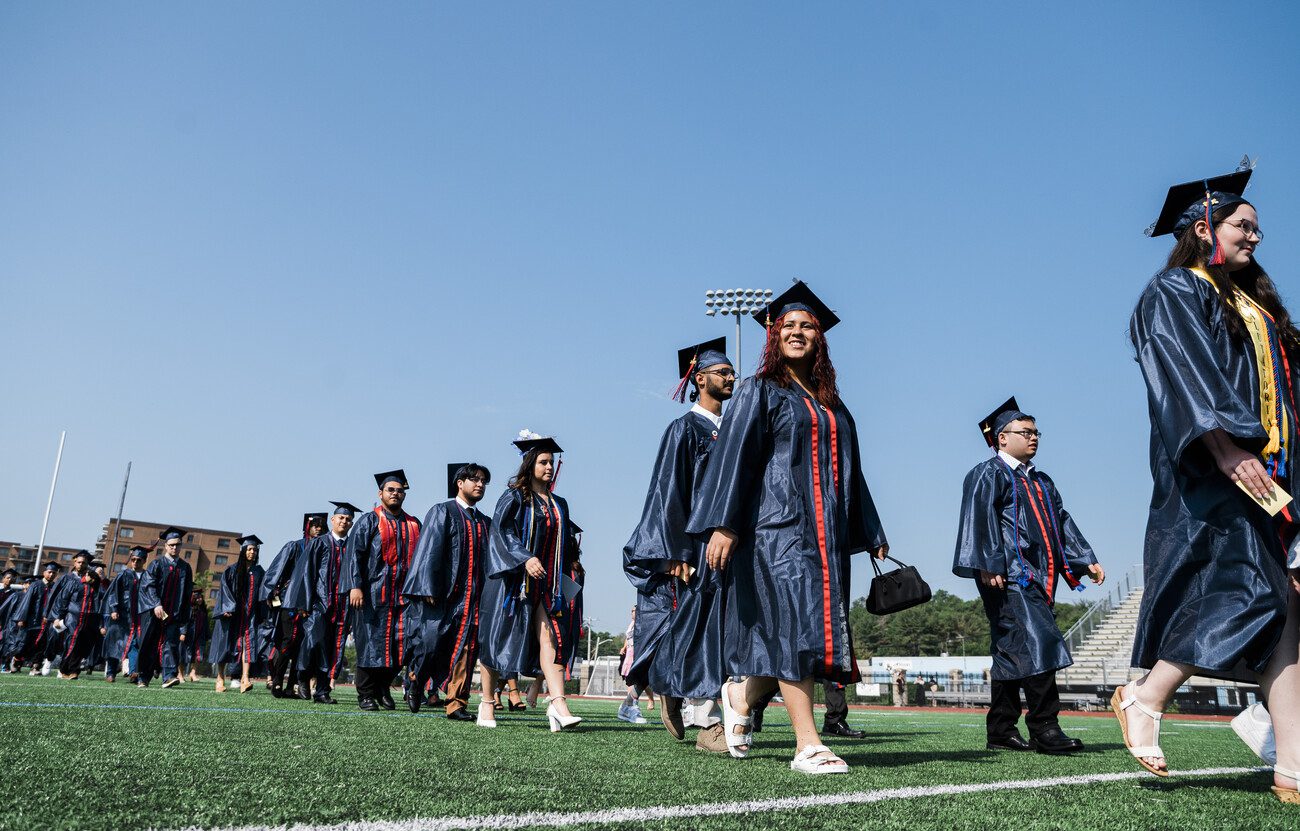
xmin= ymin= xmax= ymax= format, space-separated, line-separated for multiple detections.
xmin=0 ymin=673 xmax=1292 ymax=830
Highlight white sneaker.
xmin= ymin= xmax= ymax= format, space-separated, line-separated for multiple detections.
xmin=40 ymin=660 xmax=51 ymax=676
xmin=617 ymin=703 xmax=648 ymax=724
xmin=1231 ymin=702 xmax=1276 ymax=765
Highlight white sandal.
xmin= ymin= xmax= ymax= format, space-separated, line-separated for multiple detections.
xmin=790 ymin=744 xmax=848 ymax=775
xmin=1273 ymin=765 xmax=1300 ymax=805
xmin=476 ymin=700 xmax=497 ymax=728
xmin=719 ymin=680 xmax=753 ymax=759
xmin=1110 ymin=684 xmax=1167 ymax=777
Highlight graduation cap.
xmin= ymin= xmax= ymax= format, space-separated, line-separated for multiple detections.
xmin=752 ymin=280 xmax=841 ymax=332
xmin=128 ymin=546 xmax=148 ymax=559
xmin=512 ymin=433 xmax=563 ymax=456
xmin=159 ymin=527 xmax=186 ymax=542
xmin=1148 ymin=167 xmax=1253 ymax=239
xmin=236 ymin=534 xmax=263 ymax=550
xmin=302 ymin=512 xmax=328 ymax=536
xmin=978 ymin=396 xmax=1032 ymax=449
xmin=90 ymin=559 xmax=106 ymax=568
xmin=72 ymin=549 xmax=91 ymax=560
xmin=672 ymin=337 xmax=732 ymax=403
xmin=329 ymin=501 xmax=361 ymax=517
xmin=374 ymin=469 xmax=409 ymax=490
xmin=42 ymin=562 xmax=62 ymax=573
xmin=1 ymin=568 xmax=18 ymax=578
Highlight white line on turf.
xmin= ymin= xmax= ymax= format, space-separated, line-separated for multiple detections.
xmin=194 ymin=766 xmax=1267 ymax=831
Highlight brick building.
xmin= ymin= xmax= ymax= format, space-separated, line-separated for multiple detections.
xmin=94 ymin=519 xmax=244 ymax=603
xmin=0 ymin=542 xmax=85 ymax=578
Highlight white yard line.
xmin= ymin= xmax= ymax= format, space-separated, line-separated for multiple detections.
xmin=195 ymin=766 xmax=1267 ymax=831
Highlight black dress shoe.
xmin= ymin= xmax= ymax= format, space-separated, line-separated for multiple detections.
xmin=986 ymin=734 xmax=1033 ymax=751
xmin=447 ymin=708 xmax=475 ymax=721
xmin=296 ymin=683 xmax=313 ymax=701
xmin=271 ymin=685 xmax=286 ymax=699
xmin=823 ymin=720 xmax=867 ymax=739
xmin=314 ymin=693 xmax=337 ymax=705
xmin=406 ymin=692 xmax=421 ymax=714
xmin=1030 ymin=727 xmax=1084 ymax=755
xmin=358 ymin=696 xmax=379 ymax=711
xmin=379 ymin=692 xmax=396 ymax=711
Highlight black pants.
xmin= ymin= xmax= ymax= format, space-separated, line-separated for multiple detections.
xmin=268 ymin=612 xmax=303 ymax=691
xmin=987 ymin=671 xmax=1060 ymax=740
xmin=354 ymin=665 xmax=396 ymax=700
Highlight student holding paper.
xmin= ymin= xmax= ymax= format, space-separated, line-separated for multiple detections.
xmin=953 ymin=398 xmax=1104 ymax=755
xmin=1125 ymin=163 xmax=1300 ymax=804
xmin=687 ymin=281 xmax=889 ymax=774
xmin=483 ymin=434 xmax=585 ymax=732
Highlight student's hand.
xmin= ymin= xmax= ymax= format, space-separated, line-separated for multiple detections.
xmin=423 ymin=595 xmax=438 ymax=605
xmin=52 ymin=619 xmax=66 ymax=632
xmin=524 ymin=557 xmax=546 ymax=579
xmin=179 ymin=633 xmax=186 ymax=643
xmin=666 ymin=560 xmax=691 ymax=580
xmin=871 ymin=544 xmax=890 ymax=561
xmin=153 ymin=606 xmax=165 ymax=619
xmin=15 ymin=621 xmax=24 ymax=629
xmin=1204 ymin=430 xmax=1274 ymax=499
xmin=979 ymin=570 xmax=1007 ymax=590
xmin=705 ymin=529 xmax=738 ymax=570
xmin=1087 ymin=563 xmax=1106 ymax=585
xmin=100 ymin=627 xmax=107 ymax=636
xmin=349 ymin=588 xmax=364 ymax=608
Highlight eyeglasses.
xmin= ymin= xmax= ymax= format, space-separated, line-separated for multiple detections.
xmin=463 ymin=476 xmax=487 ymax=484
xmin=701 ymin=369 xmax=737 ymax=380
xmin=381 ymin=487 xmax=406 ymax=495
xmin=1222 ymin=219 xmax=1263 ymax=242
xmin=1002 ymin=429 xmax=1042 ymax=439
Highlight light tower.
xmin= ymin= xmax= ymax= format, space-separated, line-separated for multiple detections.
xmin=703 ymin=287 xmax=772 ymax=377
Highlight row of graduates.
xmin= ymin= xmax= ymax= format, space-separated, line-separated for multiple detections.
xmin=0 ymin=542 xmax=210 ymax=686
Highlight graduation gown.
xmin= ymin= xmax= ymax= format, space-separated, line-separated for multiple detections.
xmin=48 ymin=573 xmax=102 ymax=661
xmin=340 ymin=507 xmax=421 ymax=669
xmin=1130 ymin=267 xmax=1298 ymax=680
xmin=0 ymin=586 xmax=19 ymax=659
xmin=480 ymin=488 xmax=582 ymax=679
xmin=953 ymin=455 xmax=1097 ymax=681
xmin=624 ymin=409 xmax=727 ymax=698
xmin=135 ymin=555 xmax=194 ymax=679
xmin=402 ymin=500 xmax=489 ymax=689
xmin=295 ymin=533 xmax=350 ymax=675
xmin=9 ymin=579 xmax=57 ymax=660
xmin=102 ymin=570 xmax=140 ymax=662
xmin=685 ymin=378 xmax=887 ymax=683
xmin=185 ymin=603 xmax=210 ymax=662
xmin=210 ymin=564 xmax=265 ymax=665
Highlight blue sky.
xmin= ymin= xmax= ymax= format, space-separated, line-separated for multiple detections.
xmin=3 ymin=3 xmax=1299 ymax=632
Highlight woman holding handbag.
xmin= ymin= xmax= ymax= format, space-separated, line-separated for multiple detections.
xmin=686 ymin=281 xmax=889 ymax=774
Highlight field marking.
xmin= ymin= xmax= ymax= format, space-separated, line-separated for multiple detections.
xmin=0 ymin=700 xmax=563 ymax=722
xmin=193 ymin=766 xmax=1267 ymax=831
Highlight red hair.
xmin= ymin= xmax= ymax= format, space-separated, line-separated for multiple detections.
xmin=755 ymin=311 xmax=841 ymax=409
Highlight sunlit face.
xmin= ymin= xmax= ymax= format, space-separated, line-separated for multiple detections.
xmin=533 ymin=453 xmax=554 ymax=484
xmin=998 ymin=418 xmax=1040 ymax=461
xmin=695 ymin=362 xmax=736 ymax=401
xmin=130 ymin=556 xmax=145 ymax=571
xmin=379 ymin=482 xmax=407 ymax=511
xmin=1198 ymin=203 xmax=1260 ymax=272
xmin=330 ymin=513 xmax=353 ymax=536
xmin=457 ymin=472 xmax=488 ymax=504
xmin=242 ymin=545 xmax=259 ymax=563
xmin=72 ymin=554 xmax=88 ymax=574
xmin=777 ymin=311 xmax=819 ymax=363
xmin=1 ymin=573 xmax=13 ymax=588
xmin=164 ymin=539 xmax=180 ymax=556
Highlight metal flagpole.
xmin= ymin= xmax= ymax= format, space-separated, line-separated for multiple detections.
xmin=105 ymin=462 xmax=132 ymax=569
xmin=32 ymin=431 xmax=67 ymax=575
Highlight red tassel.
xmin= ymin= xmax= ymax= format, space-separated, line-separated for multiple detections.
xmin=671 ymin=356 xmax=697 ymax=403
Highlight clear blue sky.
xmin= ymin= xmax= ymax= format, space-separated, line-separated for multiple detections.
xmin=3 ymin=3 xmax=1299 ymax=633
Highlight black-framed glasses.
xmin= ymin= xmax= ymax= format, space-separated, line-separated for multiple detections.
xmin=701 ymin=369 xmax=737 ymax=380
xmin=1222 ymin=219 xmax=1263 ymax=242
xmin=1003 ymin=429 xmax=1042 ymax=439
xmin=381 ymin=486 xmax=407 ymax=495
xmin=463 ymin=476 xmax=488 ymax=485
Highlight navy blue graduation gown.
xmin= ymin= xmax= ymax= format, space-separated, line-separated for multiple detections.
xmin=102 ymin=571 xmax=138 ymax=662
xmin=209 ymin=563 xmax=266 ymax=664
xmin=135 ymin=555 xmax=193 ymax=679
xmin=185 ymin=603 xmax=210 ymax=662
xmin=1130 ymin=267 xmax=1297 ymax=680
xmin=953 ymin=456 xmax=1097 ymax=681
xmin=340 ymin=507 xmax=421 ymax=669
xmin=480 ymin=489 xmax=582 ymax=678
xmin=263 ymin=538 xmax=310 ymax=610
xmin=48 ymin=573 xmax=102 ymax=661
xmin=296 ymin=534 xmax=350 ymax=675
xmin=685 ymin=378 xmax=887 ymax=683
xmin=9 ymin=579 xmax=58 ymax=659
xmin=402 ymin=500 xmax=489 ymax=688
xmin=623 ymin=409 xmax=724 ymax=696
xmin=0 ymin=586 xmax=18 ymax=658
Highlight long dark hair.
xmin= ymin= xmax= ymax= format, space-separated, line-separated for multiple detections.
xmin=1166 ymin=201 xmax=1300 ymax=349
xmin=509 ymin=448 xmax=547 ymax=492
xmin=755 ymin=311 xmax=842 ymax=408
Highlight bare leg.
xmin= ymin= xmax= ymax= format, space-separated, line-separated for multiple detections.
xmin=1257 ymin=586 xmax=1300 ymax=790
xmin=777 ymin=677 xmax=822 ymax=753
xmin=214 ymin=668 xmax=226 ymax=692
xmin=479 ymin=661 xmax=499 ymax=702
xmin=240 ymin=660 xmax=251 ymax=687
xmin=1124 ymin=660 xmax=1195 ymax=772
xmin=534 ymin=604 xmax=571 ymax=717
xmin=645 ymin=687 xmax=656 ymax=710
xmin=725 ymin=676 xmax=778 ymax=753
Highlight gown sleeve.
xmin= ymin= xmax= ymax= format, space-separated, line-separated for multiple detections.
xmin=47 ymin=577 xmax=72 ymax=621
xmin=488 ymin=490 xmax=533 ymax=579
xmin=952 ymin=462 xmax=1007 ymax=579
xmin=261 ymin=541 xmax=297 ymax=602
xmin=403 ymin=503 xmax=451 ymax=601
xmin=622 ymin=418 xmax=698 ymax=591
xmin=686 ymin=378 xmax=771 ymax=536
xmin=137 ymin=561 xmax=162 ymax=612
xmin=175 ymin=566 xmax=193 ymax=626
xmin=1131 ymin=267 xmax=1268 ymax=476
xmin=843 ymin=408 xmax=888 ymax=554
xmin=340 ymin=514 xmax=373 ymax=595
xmin=213 ymin=568 xmax=237 ymax=617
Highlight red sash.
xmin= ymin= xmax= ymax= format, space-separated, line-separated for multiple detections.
xmin=376 ymin=507 xmax=421 ymax=569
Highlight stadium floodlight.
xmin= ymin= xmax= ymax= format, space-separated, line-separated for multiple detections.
xmin=702 ymin=286 xmax=772 ymax=377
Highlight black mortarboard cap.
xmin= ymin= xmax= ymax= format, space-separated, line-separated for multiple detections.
xmin=329 ymin=501 xmax=361 ymax=517
xmin=160 ymin=527 xmax=185 ymax=541
xmin=978 ymin=396 xmax=1030 ymax=449
xmin=1148 ymin=167 xmax=1253 ymax=238
xmin=1 ymin=568 xmax=18 ymax=577
xmin=128 ymin=546 xmax=148 ymax=559
xmin=752 ymin=280 xmax=841 ymax=332
xmin=676 ymin=337 xmax=731 ymax=379
xmin=42 ymin=562 xmax=62 ymax=573
xmin=73 ymin=550 xmax=90 ymax=559
xmin=374 ymin=469 xmax=409 ymax=490
xmin=513 ymin=436 xmax=563 ymax=455
xmin=236 ymin=534 xmax=262 ymax=549
xmin=90 ymin=558 xmax=105 ymax=567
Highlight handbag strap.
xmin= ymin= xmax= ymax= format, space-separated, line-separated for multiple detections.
xmin=871 ymin=553 xmax=911 ymax=577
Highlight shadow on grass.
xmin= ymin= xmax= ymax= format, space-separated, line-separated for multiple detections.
xmin=833 ymin=748 xmax=999 ymax=767
xmin=1139 ymin=771 xmax=1272 ymax=795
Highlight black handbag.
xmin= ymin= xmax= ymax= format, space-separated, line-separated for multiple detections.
xmin=866 ymin=554 xmax=932 ymax=615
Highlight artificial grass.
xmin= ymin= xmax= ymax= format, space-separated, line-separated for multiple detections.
xmin=0 ymin=673 xmax=1290 ymax=831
